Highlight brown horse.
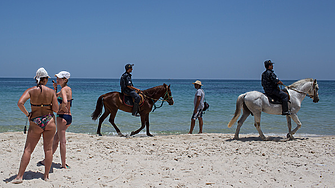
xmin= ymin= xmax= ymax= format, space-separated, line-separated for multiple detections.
xmin=91 ymin=83 xmax=174 ymax=136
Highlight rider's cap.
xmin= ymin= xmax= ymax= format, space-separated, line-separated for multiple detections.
xmin=125 ymin=64 xmax=134 ymax=70
xmin=192 ymin=80 xmax=203 ymax=86
xmin=264 ymin=60 xmax=274 ymax=68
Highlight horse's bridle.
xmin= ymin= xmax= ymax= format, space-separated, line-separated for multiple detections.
xmin=141 ymin=85 xmax=173 ymax=112
xmin=162 ymin=85 xmax=173 ymax=101
xmin=285 ymin=79 xmax=318 ymax=101
xmin=142 ymin=85 xmax=173 ymax=102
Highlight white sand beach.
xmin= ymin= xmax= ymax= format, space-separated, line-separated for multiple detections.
xmin=1 ymin=132 xmax=334 ymax=187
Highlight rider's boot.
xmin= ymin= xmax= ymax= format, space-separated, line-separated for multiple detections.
xmin=132 ymin=103 xmax=140 ymax=117
xmin=281 ymin=101 xmax=291 ymax=115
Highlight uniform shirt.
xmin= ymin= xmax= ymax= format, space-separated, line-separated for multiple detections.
xmin=120 ymin=72 xmax=134 ymax=93
xmin=194 ymin=89 xmax=205 ymax=110
xmin=261 ymin=69 xmax=280 ymax=93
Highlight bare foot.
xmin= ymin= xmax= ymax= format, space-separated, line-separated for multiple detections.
xmin=11 ymin=178 xmax=23 ymax=184
xmin=61 ymin=164 xmax=70 ymax=169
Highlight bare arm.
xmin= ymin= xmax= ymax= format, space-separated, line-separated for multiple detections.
xmin=17 ymin=89 xmax=31 ymax=117
xmin=51 ymin=91 xmax=59 ymax=113
xmin=59 ymin=88 xmax=68 ymax=112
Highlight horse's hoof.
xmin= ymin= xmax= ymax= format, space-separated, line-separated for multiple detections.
xmin=117 ymin=132 xmax=125 ymax=137
xmin=261 ymin=137 xmax=269 ymax=141
xmin=233 ymin=137 xmax=239 ymax=140
xmin=97 ymin=132 xmax=102 ymax=136
xmin=287 ymin=133 xmax=295 ymax=140
xmin=130 ymin=131 xmax=135 ymax=136
xmin=147 ymin=134 xmax=154 ymax=137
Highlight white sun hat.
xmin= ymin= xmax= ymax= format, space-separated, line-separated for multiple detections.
xmin=55 ymin=71 xmax=70 ymax=79
xmin=34 ymin=67 xmax=50 ymax=84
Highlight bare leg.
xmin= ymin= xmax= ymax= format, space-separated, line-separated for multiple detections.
xmin=42 ymin=119 xmax=56 ymax=180
xmin=57 ymin=117 xmax=71 ymax=168
xmin=40 ymin=128 xmax=59 ymax=166
xmin=189 ymin=119 xmax=196 ymax=134
xmin=198 ymin=117 xmax=203 ymax=134
xmin=13 ymin=123 xmax=43 ymax=183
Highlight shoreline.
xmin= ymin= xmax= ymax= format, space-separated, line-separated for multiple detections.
xmin=1 ymin=132 xmax=334 ymax=187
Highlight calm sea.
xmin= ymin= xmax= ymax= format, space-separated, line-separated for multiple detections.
xmin=0 ymin=78 xmax=334 ymax=136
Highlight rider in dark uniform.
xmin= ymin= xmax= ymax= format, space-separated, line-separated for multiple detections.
xmin=261 ymin=60 xmax=291 ymax=115
xmin=120 ymin=64 xmax=141 ymax=117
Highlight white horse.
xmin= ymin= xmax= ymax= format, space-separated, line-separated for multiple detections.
xmin=228 ymin=78 xmax=319 ymax=141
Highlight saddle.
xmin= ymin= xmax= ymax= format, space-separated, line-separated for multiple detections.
xmin=120 ymin=93 xmax=145 ymax=107
xmin=264 ymin=88 xmax=290 ymax=104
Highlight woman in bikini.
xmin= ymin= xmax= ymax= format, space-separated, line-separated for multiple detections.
xmin=13 ymin=68 xmax=59 ymax=184
xmin=48 ymin=71 xmax=72 ymax=169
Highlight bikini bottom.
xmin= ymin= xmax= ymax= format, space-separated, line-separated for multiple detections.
xmin=57 ymin=114 xmax=72 ymax=125
xmin=31 ymin=114 xmax=54 ymax=130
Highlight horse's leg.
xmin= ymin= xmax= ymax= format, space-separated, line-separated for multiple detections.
xmin=289 ymin=114 xmax=302 ymax=137
xmin=130 ymin=114 xmax=146 ymax=136
xmin=286 ymin=115 xmax=294 ymax=140
xmin=253 ymin=112 xmax=267 ymax=141
xmin=109 ymin=109 xmax=124 ymax=137
xmin=234 ymin=109 xmax=251 ymax=140
xmin=97 ymin=109 xmax=110 ymax=136
xmin=145 ymin=115 xmax=153 ymax=137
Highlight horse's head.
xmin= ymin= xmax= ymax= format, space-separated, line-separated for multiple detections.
xmin=163 ymin=83 xmax=174 ymax=105
xmin=308 ymin=79 xmax=319 ymax=103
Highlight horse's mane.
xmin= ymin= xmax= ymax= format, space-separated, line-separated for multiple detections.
xmin=288 ymin=78 xmax=313 ymax=88
xmin=143 ymin=85 xmax=165 ymax=97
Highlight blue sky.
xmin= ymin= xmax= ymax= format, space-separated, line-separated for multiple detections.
xmin=1 ymin=0 xmax=334 ymax=80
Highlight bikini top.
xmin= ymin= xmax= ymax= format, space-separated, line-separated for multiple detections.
xmin=57 ymin=97 xmax=73 ymax=107
xmin=30 ymin=103 xmax=51 ymax=107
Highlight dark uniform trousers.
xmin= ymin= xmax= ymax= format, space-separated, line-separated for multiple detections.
xmin=125 ymin=90 xmax=141 ymax=104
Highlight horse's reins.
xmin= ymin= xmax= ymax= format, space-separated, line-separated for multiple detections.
xmin=283 ymin=80 xmax=317 ymax=99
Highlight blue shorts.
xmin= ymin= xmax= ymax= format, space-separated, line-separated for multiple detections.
xmin=191 ymin=109 xmax=203 ymax=120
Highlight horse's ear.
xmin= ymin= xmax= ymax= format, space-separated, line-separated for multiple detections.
xmin=314 ymin=79 xmax=317 ymax=84
xmin=168 ymin=84 xmax=171 ymax=88
xmin=163 ymin=83 xmax=167 ymax=87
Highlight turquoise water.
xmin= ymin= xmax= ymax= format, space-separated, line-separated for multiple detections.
xmin=0 ymin=78 xmax=334 ymax=136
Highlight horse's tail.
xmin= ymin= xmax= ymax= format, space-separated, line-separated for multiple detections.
xmin=228 ymin=93 xmax=246 ymax=128
xmin=91 ymin=95 xmax=104 ymax=120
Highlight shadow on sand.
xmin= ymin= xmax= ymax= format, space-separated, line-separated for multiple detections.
xmin=3 ymin=161 xmax=64 ymax=183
